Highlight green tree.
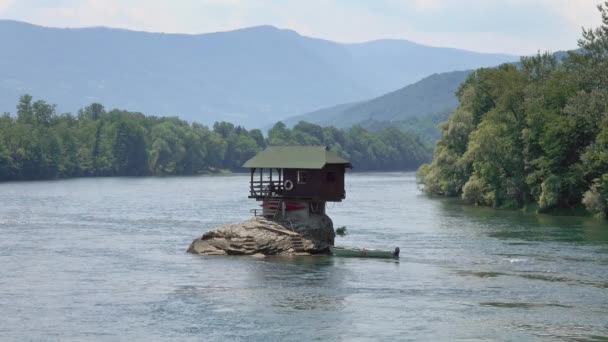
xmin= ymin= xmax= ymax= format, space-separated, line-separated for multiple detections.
xmin=16 ymin=95 xmax=34 ymax=125
xmin=113 ymin=119 xmax=148 ymax=176
xmin=267 ymin=122 xmax=293 ymax=145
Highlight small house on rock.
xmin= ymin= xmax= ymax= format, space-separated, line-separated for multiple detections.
xmin=188 ymin=146 xmax=397 ymax=257
xmin=187 ymin=146 xmax=352 ymax=256
xmin=243 ymin=146 xmax=352 ymax=219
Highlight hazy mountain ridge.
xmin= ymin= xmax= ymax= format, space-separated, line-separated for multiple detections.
xmin=0 ymin=20 xmax=516 ymax=126
xmin=284 ymin=70 xmax=470 ymax=130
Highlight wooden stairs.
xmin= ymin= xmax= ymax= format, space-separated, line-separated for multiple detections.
xmin=263 ymin=199 xmax=281 ymax=218
xmin=290 ymin=235 xmax=306 ymax=253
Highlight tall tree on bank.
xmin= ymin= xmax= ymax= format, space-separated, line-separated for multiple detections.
xmin=417 ymin=2 xmax=608 ymax=218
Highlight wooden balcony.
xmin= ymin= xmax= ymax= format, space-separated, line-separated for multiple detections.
xmin=248 ymin=167 xmax=284 ymax=199
xmin=249 ymin=180 xmax=285 ymax=198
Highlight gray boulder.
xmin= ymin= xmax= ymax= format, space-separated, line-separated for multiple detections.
xmin=187 ymin=214 xmax=335 ymax=256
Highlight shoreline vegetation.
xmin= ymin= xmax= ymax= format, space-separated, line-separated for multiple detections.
xmin=417 ymin=2 xmax=608 ymax=220
xmin=0 ymin=95 xmax=429 ymax=183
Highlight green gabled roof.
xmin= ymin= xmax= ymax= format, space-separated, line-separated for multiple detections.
xmin=243 ymin=146 xmax=351 ymax=169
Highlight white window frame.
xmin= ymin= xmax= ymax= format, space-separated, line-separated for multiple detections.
xmin=297 ymin=170 xmax=308 ymax=184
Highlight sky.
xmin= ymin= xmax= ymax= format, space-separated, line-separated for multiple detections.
xmin=0 ymin=0 xmax=604 ymax=54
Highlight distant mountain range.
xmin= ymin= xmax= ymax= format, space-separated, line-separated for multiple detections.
xmin=0 ymin=20 xmax=517 ymax=127
xmin=284 ymin=70 xmax=470 ymax=127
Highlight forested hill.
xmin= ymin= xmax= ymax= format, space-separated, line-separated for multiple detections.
xmin=0 ymin=95 xmax=430 ymax=181
xmin=285 ymin=70 xmax=470 ymax=128
xmin=0 ymin=20 xmax=516 ymax=127
xmin=284 ymin=70 xmax=471 ymax=144
xmin=417 ymin=4 xmax=608 ymax=219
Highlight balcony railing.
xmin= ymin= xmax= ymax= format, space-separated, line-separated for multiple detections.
xmin=250 ymin=180 xmax=284 ymax=198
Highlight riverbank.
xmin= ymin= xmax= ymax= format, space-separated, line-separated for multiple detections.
xmin=0 ymin=168 xmax=423 ymax=183
xmin=0 ymin=167 xmax=233 ymax=183
xmin=421 ymin=190 xmax=603 ymax=221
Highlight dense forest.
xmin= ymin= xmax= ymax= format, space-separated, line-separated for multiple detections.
xmin=417 ymin=3 xmax=608 ymax=219
xmin=0 ymin=95 xmax=429 ymax=181
xmin=358 ymin=109 xmax=452 ymax=146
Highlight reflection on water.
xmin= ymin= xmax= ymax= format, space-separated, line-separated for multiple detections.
xmin=247 ymin=256 xmax=346 ymax=312
xmin=0 ymin=172 xmax=607 ymax=341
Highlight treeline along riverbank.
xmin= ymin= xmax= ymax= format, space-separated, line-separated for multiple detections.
xmin=417 ymin=2 xmax=608 ymax=219
xmin=0 ymin=95 xmax=429 ymax=182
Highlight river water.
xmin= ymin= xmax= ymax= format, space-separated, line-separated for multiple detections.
xmin=0 ymin=172 xmax=607 ymax=341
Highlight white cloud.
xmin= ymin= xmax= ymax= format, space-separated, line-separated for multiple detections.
xmin=548 ymin=0 xmax=603 ymax=28
xmin=10 ymin=0 xmax=182 ymax=32
xmin=0 ymin=0 xmax=14 ymax=12
xmin=411 ymin=0 xmax=443 ymax=12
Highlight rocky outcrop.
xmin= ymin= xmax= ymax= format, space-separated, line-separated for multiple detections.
xmin=187 ymin=214 xmax=335 ymax=256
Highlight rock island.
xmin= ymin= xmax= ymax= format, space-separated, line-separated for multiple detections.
xmin=187 ymin=146 xmax=352 ymax=256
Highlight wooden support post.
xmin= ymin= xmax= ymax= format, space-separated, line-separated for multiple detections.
xmin=269 ymin=168 xmax=273 ymax=196
xmin=260 ymin=168 xmax=263 ymax=196
xmin=250 ymin=168 xmax=255 ymax=196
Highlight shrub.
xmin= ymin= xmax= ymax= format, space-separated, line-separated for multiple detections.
xmin=538 ymin=175 xmax=561 ymax=212
xmin=582 ymin=175 xmax=608 ymax=218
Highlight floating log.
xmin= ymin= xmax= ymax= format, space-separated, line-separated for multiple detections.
xmin=330 ymin=246 xmax=400 ymax=259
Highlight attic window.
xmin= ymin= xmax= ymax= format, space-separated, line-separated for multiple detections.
xmin=297 ymin=171 xmax=308 ymax=184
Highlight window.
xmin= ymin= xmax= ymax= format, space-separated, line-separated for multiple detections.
xmin=297 ymin=170 xmax=308 ymax=184
xmin=326 ymin=172 xmax=336 ymax=182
